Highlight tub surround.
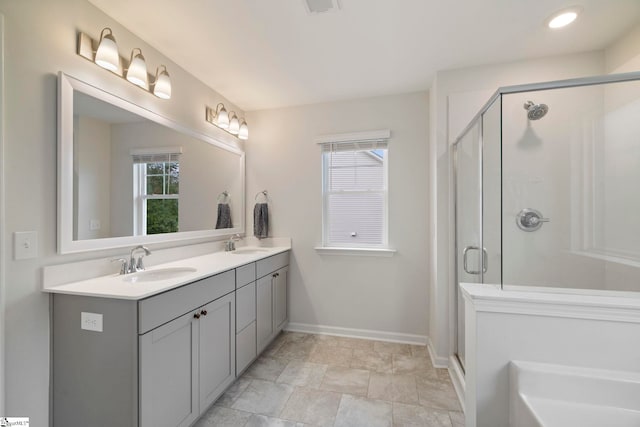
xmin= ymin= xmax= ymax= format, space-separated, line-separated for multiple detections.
xmin=42 ymin=239 xmax=291 ymax=300
xmin=461 ymin=283 xmax=640 ymax=427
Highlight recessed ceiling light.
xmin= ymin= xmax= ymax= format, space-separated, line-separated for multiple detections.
xmin=547 ymin=7 xmax=581 ymax=29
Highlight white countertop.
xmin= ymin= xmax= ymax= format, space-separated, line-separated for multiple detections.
xmin=43 ymin=245 xmax=290 ymax=300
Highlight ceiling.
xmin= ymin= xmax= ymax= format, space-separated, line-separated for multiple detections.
xmin=88 ymin=0 xmax=640 ymax=111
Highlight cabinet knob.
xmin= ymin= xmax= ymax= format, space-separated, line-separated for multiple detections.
xmin=201 ymin=309 xmax=208 ymax=316
xmin=193 ymin=313 xmax=201 ymax=319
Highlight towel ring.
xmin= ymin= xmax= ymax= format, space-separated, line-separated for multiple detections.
xmin=254 ymin=190 xmax=269 ymax=202
xmin=217 ymin=191 xmax=230 ymax=203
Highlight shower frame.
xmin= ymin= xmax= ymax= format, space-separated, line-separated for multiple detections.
xmin=450 ymin=70 xmax=640 ymax=375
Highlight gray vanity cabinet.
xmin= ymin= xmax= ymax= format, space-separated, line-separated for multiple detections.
xmin=52 ymin=251 xmax=289 ymax=427
xmin=139 ymin=310 xmax=199 ymax=427
xmin=198 ymin=293 xmax=236 ymax=410
xmin=256 ymin=252 xmax=290 ymax=353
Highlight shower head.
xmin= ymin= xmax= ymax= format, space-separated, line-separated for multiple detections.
xmin=523 ymin=100 xmax=549 ymax=120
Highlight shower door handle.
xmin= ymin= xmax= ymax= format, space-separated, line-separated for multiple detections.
xmin=463 ymin=246 xmax=488 ymax=275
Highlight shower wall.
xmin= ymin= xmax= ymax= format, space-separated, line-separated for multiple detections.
xmin=501 ymin=80 xmax=640 ymax=292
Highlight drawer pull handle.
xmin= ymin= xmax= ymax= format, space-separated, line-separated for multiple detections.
xmin=201 ymin=310 xmax=208 ymax=316
xmin=193 ymin=313 xmax=201 ymax=319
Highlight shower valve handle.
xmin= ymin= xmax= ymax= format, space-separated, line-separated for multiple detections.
xmin=517 ymin=208 xmax=550 ymax=232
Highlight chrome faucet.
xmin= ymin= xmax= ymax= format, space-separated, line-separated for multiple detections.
xmin=128 ymin=245 xmax=151 ymax=273
xmin=225 ymin=234 xmax=242 ymax=252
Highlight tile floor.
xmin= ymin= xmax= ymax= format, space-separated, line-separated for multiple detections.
xmin=195 ymin=332 xmax=465 ymax=427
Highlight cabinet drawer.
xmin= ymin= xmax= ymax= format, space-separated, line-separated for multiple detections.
xmin=138 ymin=270 xmax=235 ymax=334
xmin=236 ymin=263 xmax=256 ymax=288
xmin=236 ymin=321 xmax=256 ymax=375
xmin=256 ymin=251 xmax=289 ymax=279
xmin=236 ymin=282 xmax=256 ymax=332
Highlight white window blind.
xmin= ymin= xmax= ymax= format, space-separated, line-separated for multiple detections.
xmin=321 ymin=138 xmax=388 ymax=247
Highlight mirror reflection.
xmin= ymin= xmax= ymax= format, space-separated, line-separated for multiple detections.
xmin=72 ymin=91 xmax=242 ymax=241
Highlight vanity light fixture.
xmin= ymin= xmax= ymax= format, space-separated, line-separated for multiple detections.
xmin=547 ymin=7 xmax=581 ymax=29
xmin=77 ymin=28 xmax=172 ymax=99
xmin=152 ymin=65 xmax=172 ymax=99
xmin=205 ymin=104 xmax=249 ymax=140
xmin=238 ymin=120 xmax=249 ymax=140
xmin=126 ymin=48 xmax=149 ymax=89
xmin=228 ymin=112 xmax=240 ymax=134
xmin=94 ymin=28 xmax=119 ymax=71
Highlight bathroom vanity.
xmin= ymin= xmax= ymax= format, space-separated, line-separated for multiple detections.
xmin=47 ymin=247 xmax=289 ymax=427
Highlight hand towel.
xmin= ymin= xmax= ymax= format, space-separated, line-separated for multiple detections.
xmin=253 ymin=203 xmax=269 ymax=239
xmin=215 ymin=203 xmax=233 ymax=229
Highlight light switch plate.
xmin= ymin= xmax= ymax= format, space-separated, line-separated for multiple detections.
xmin=81 ymin=312 xmax=103 ymax=332
xmin=14 ymin=231 xmax=38 ymax=260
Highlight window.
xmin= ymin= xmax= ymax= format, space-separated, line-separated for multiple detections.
xmin=132 ymin=148 xmax=181 ymax=235
xmin=320 ymin=131 xmax=389 ymax=249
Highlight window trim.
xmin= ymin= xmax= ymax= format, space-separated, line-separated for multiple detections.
xmin=318 ymin=129 xmax=392 ymax=252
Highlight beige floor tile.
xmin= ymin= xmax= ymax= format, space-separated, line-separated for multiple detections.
xmin=334 ymin=336 xmax=375 ymax=350
xmin=244 ymin=414 xmax=305 ymax=427
xmin=320 ymin=366 xmax=371 ymax=395
xmin=193 ymin=405 xmax=252 ymax=427
xmin=449 ymin=411 xmax=465 ymax=427
xmin=367 ymin=373 xmax=418 ymax=405
xmin=392 ymin=402 xmax=452 ymax=427
xmin=308 ymin=334 xmax=341 ymax=346
xmin=263 ymin=333 xmax=288 ymax=357
xmin=416 ymin=377 xmax=462 ymax=412
xmin=274 ymin=340 xmax=316 ymax=361
xmin=409 ymin=344 xmax=429 ymax=358
xmin=334 ymin=394 xmax=393 ymax=427
xmin=392 ymin=354 xmax=436 ymax=375
xmin=308 ymin=343 xmax=353 ymax=367
xmin=373 ymin=341 xmax=412 ymax=355
xmin=351 ymin=349 xmax=393 ymax=373
xmin=276 ymin=360 xmax=328 ymax=389
xmin=282 ymin=332 xmax=313 ymax=343
xmin=215 ymin=377 xmax=252 ymax=407
xmin=232 ymin=379 xmax=294 ymax=416
xmin=245 ymin=356 xmax=289 ymax=381
xmin=436 ymin=368 xmax=451 ymax=382
xmin=280 ymin=387 xmax=342 ymax=426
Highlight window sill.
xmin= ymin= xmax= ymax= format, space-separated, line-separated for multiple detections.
xmin=314 ymin=246 xmax=396 ymax=257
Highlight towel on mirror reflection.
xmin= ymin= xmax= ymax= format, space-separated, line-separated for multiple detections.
xmin=215 ymin=203 xmax=233 ymax=229
xmin=253 ymin=203 xmax=269 ymax=239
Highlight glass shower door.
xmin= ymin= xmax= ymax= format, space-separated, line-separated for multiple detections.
xmin=454 ymin=121 xmax=483 ymax=369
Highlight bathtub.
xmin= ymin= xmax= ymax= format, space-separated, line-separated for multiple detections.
xmin=509 ymin=360 xmax=640 ymax=427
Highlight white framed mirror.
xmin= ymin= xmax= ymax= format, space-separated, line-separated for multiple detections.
xmin=58 ymin=72 xmax=245 ymax=254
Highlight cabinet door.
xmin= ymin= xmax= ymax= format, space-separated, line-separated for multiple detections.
xmin=199 ymin=293 xmax=236 ymax=411
xmin=273 ymin=267 xmax=288 ymax=332
xmin=256 ymin=274 xmax=273 ymax=353
xmin=140 ymin=311 xmax=198 ymax=427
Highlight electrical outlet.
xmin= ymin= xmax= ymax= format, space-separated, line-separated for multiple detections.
xmin=14 ymin=231 xmax=38 ymax=260
xmin=81 ymin=312 xmax=103 ymax=332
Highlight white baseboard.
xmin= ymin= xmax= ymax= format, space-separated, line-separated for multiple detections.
xmin=449 ymin=355 xmax=466 ymax=413
xmin=285 ymin=322 xmax=427 ymax=345
xmin=426 ymin=336 xmax=449 ymax=368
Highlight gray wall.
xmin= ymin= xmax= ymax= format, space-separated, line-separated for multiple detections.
xmin=245 ymin=92 xmax=430 ymax=340
xmin=0 ymin=0 xmax=244 ymax=423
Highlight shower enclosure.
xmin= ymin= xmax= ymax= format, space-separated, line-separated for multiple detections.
xmin=453 ymin=72 xmax=640 ymax=369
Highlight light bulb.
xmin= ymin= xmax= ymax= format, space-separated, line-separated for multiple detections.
xmin=229 ymin=113 xmax=240 ymax=134
xmin=547 ymin=8 xmax=581 ymax=29
xmin=126 ymin=48 xmax=148 ymax=89
xmin=216 ymin=104 xmax=229 ymax=129
xmin=94 ymin=28 xmax=119 ymax=71
xmin=153 ymin=66 xmax=171 ymax=99
xmin=238 ymin=120 xmax=249 ymax=140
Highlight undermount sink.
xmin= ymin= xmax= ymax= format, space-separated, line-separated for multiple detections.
xmin=122 ymin=267 xmax=197 ymax=283
xmin=231 ymin=247 xmax=270 ymax=255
